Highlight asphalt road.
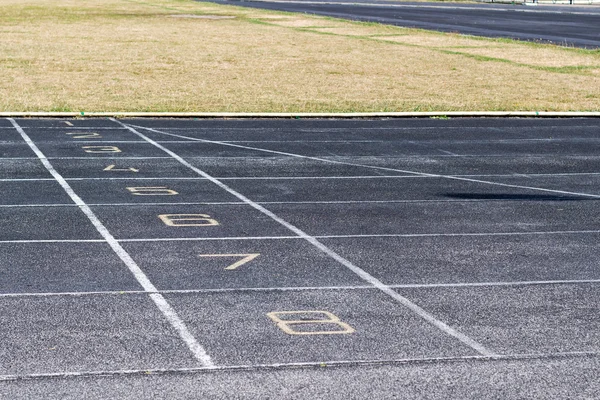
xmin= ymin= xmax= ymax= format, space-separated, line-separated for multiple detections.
xmin=205 ymin=0 xmax=600 ymax=48
xmin=0 ymin=117 xmax=599 ymax=398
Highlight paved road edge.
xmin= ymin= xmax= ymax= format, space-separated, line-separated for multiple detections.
xmin=1 ymin=112 xmax=600 ymax=118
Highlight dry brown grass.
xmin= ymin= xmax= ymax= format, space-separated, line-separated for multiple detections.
xmin=0 ymin=0 xmax=599 ymax=112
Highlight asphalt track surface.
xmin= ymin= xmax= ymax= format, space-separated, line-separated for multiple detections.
xmin=206 ymin=0 xmax=600 ymax=48
xmin=1 ymin=117 xmax=599 ymax=398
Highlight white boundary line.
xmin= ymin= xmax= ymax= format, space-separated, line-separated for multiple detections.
xmin=7 ymin=118 xmax=215 ymax=369
xmin=0 ymin=239 xmax=106 ymax=244
xmin=0 ymin=196 xmax=591 ymax=209
xmin=130 ymin=125 xmax=600 ymax=200
xmin=1 ymin=278 xmax=599 ymax=298
xmin=57 ymin=138 xmax=600 ymax=144
xmin=2 ymin=229 xmax=600 ymax=244
xmin=5 ymin=154 xmax=600 ymax=160
xmin=3 ymin=172 xmax=600 ymax=182
xmin=0 ymin=157 xmax=174 ymax=160
xmin=0 ymin=351 xmax=598 ymax=382
xmin=113 ymin=118 xmax=496 ymax=357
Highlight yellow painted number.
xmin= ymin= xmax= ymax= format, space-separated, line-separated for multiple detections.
xmin=82 ymin=146 xmax=121 ymax=153
xmin=66 ymin=132 xmax=102 ymax=139
xmin=158 ymin=214 xmax=219 ymax=227
xmin=267 ymin=311 xmax=355 ymax=335
xmin=104 ymin=165 xmax=139 ymax=172
xmin=127 ymin=187 xmax=179 ymax=196
xmin=198 ymin=253 xmax=260 ymax=270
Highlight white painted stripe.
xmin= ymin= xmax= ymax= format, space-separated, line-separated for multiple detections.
xmin=159 ymin=138 xmax=600 ymax=145
xmin=131 ymin=125 xmax=600 ymax=200
xmin=7 ymin=118 xmax=215 ymax=368
xmin=0 ymin=126 xmax=127 ymax=130
xmin=0 ymin=236 xmax=301 ymax=244
xmin=115 ymin=119 xmax=496 ymax=357
xmin=3 ymin=172 xmax=600 ymax=182
xmin=2 ymin=157 xmax=173 ymax=161
xmin=62 ymin=141 xmax=151 ymax=144
xmin=0 ymin=204 xmax=77 ymax=208
xmin=223 ymin=173 xmax=600 ymax=179
xmin=119 ymin=236 xmax=302 ymax=242
xmin=0 ymin=202 xmax=247 ymax=208
xmin=314 ymin=230 xmax=600 ymax=239
xmin=5 ymin=154 xmax=600 ymax=161
xmin=49 ymin=157 xmax=173 ymax=159
xmin=65 ymin=177 xmax=208 ymax=181
xmin=1 ymin=278 xmax=598 ymax=298
xmin=0 ymin=351 xmax=597 ymax=382
xmin=2 ymin=229 xmax=599 ymax=244
xmin=0 ymin=239 xmax=106 ymax=244
xmin=0 ymin=178 xmax=56 ymax=181
xmin=0 ymin=196 xmax=590 ymax=209
xmin=117 ymin=124 xmax=600 ymax=132
xmin=119 ymin=229 xmax=600 ymax=241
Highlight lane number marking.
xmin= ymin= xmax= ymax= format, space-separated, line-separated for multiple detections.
xmin=82 ymin=146 xmax=121 ymax=153
xmin=66 ymin=132 xmax=102 ymax=139
xmin=127 ymin=187 xmax=179 ymax=196
xmin=267 ymin=311 xmax=355 ymax=335
xmin=104 ymin=165 xmax=139 ymax=172
xmin=159 ymin=214 xmax=219 ymax=227
xmin=198 ymin=253 xmax=260 ymax=270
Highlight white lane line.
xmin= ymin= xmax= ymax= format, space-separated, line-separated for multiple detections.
xmin=7 ymin=118 xmax=215 ymax=369
xmin=0 ymin=178 xmax=56 ymax=182
xmin=119 ymin=236 xmax=301 ymax=242
xmin=3 ymin=229 xmax=600 ymax=244
xmin=163 ymin=138 xmax=600 ymax=144
xmin=0 ymin=290 xmax=146 ymax=298
xmin=0 ymin=196 xmax=590 ymax=209
xmin=0 ymin=236 xmax=301 ymax=244
xmin=0 ymin=204 xmax=78 ymax=208
xmin=2 ymin=278 xmax=599 ymax=298
xmin=315 ymin=230 xmax=600 ymax=239
xmin=3 ymin=172 xmax=600 ymax=182
xmin=118 ymin=229 xmax=600 ymax=241
xmin=130 ymin=125 xmax=600 ymax=200
xmin=0 ymin=157 xmax=175 ymax=160
xmin=51 ymin=157 xmax=173 ymax=159
xmin=62 ymin=141 xmax=152 ymax=144
xmin=0 ymin=239 xmax=106 ymax=244
xmin=222 ymin=173 xmax=600 ymax=179
xmin=115 ymin=119 xmax=495 ymax=357
xmin=0 ymin=126 xmax=127 ymax=130
xmin=0 ymin=351 xmax=598 ymax=382
xmin=0 ymin=286 xmax=373 ymax=298
xmin=66 ymin=177 xmax=208 ymax=181
xmin=116 ymin=124 xmax=600 ymax=132
xmin=5 ymin=154 xmax=600 ymax=160
xmin=0 ymin=202 xmax=247 ymax=208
